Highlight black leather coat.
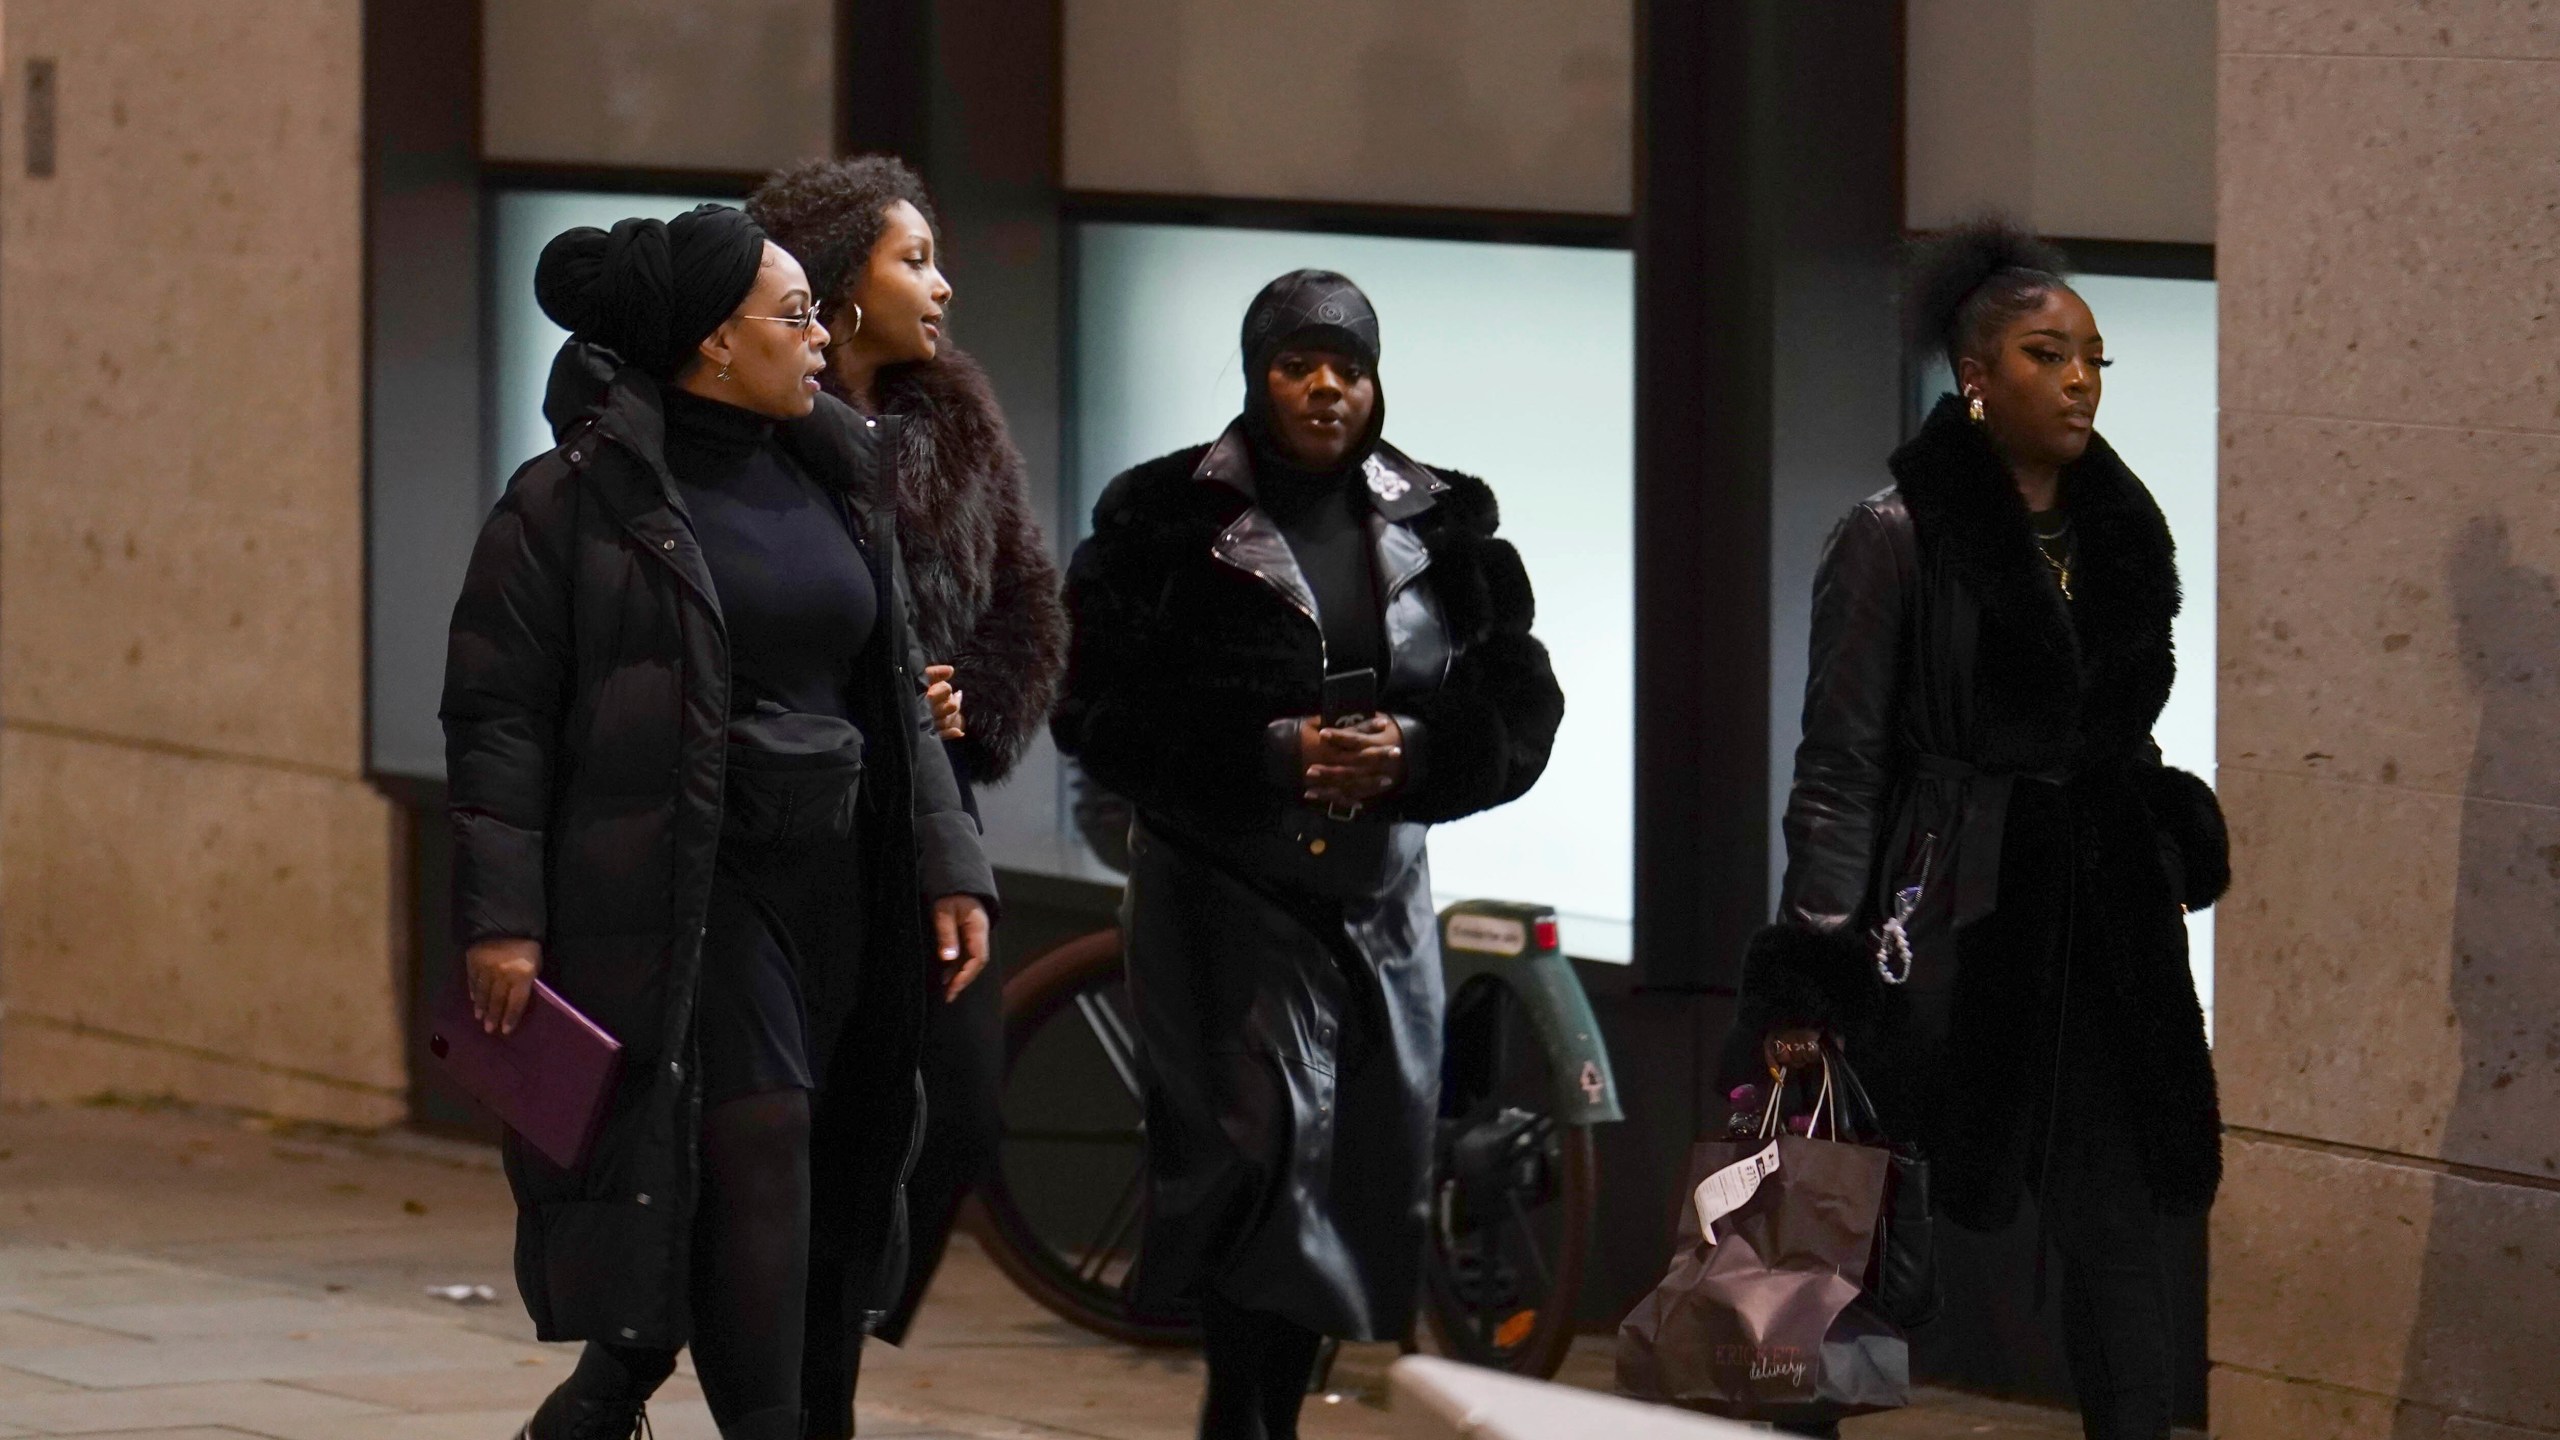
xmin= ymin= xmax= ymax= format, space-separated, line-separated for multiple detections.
xmin=1053 ymin=423 xmax=1564 ymax=1339
xmin=1736 ymin=396 xmax=2231 ymax=1229
xmin=441 ymin=364 xmax=994 ymax=1347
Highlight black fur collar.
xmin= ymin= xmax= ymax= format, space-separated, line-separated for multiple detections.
xmin=1890 ymin=394 xmax=2181 ymax=699
xmin=1188 ymin=420 xmax=1449 ymax=523
xmin=1103 ymin=435 xmax=1501 ymax=549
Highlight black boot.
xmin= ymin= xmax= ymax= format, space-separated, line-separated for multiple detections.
xmin=521 ymin=1344 xmax=675 ymax=1440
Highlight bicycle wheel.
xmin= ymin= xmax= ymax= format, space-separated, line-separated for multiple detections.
xmin=1420 ymin=973 xmax=1599 ymax=1379
xmin=973 ymin=928 xmax=1201 ymax=1346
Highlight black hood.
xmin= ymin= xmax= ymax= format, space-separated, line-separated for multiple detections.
xmin=1238 ymin=269 xmax=1386 ymax=474
xmin=544 ymin=339 xmax=620 ymax=442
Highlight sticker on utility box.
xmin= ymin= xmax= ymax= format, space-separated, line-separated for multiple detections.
xmin=1445 ymin=913 xmax=1528 ymax=955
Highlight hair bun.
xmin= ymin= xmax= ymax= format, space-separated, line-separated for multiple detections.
xmin=1904 ymin=212 xmax=2069 ymax=360
xmin=527 ymin=207 xmax=761 ymax=380
xmin=533 ymin=224 xmax=615 ymax=337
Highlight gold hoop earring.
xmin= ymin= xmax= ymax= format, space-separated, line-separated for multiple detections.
xmin=1965 ymin=390 xmax=1986 ymax=426
xmin=847 ymin=303 xmax=863 ymax=339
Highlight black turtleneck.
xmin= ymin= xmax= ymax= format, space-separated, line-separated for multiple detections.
xmin=1252 ymin=441 xmax=1385 ymax=683
xmin=661 ymin=387 xmax=877 ymax=721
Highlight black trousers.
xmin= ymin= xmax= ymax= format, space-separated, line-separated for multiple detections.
xmin=873 ymin=946 xmax=1004 ymax=1341
xmin=1776 ymin=1083 xmax=2173 ymax=1440
xmin=2038 ymin=1049 xmax=2175 ymax=1440
xmin=865 ymin=752 xmax=1006 ymax=1355
xmin=1983 ymin=781 xmax=2178 ymax=1440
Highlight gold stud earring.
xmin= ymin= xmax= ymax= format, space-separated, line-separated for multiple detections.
xmin=717 ymin=362 xmax=733 ymax=382
xmin=1965 ymin=389 xmax=1986 ymax=426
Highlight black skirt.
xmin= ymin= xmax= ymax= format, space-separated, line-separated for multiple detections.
xmin=695 ymin=828 xmax=868 ymax=1105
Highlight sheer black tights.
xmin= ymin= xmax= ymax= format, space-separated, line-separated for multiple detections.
xmin=569 ymin=1089 xmax=811 ymax=1439
xmin=1198 ymin=1294 xmax=1324 ymax=1440
xmin=689 ymin=1087 xmax=813 ymax=1433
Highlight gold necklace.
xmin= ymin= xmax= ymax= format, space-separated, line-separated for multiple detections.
xmin=2032 ymin=518 xmax=2076 ymax=601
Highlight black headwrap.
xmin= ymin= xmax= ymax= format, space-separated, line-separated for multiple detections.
xmin=1238 ymin=269 xmax=1385 ymax=469
xmin=534 ymin=203 xmax=768 ymax=380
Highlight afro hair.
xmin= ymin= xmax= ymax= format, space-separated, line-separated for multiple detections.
xmin=747 ymin=154 xmax=941 ymax=312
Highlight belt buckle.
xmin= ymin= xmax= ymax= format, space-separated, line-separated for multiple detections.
xmin=1324 ymin=800 xmax=1362 ymax=823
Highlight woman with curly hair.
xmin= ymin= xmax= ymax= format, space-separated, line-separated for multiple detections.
xmin=1732 ymin=217 xmax=2230 ymax=1440
xmin=746 ymin=155 xmax=1066 ymax=1429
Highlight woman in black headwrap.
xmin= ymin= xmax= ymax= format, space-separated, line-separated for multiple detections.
xmin=443 ymin=203 xmax=997 ymax=1440
xmin=1054 ymin=270 xmax=1566 ymax=1440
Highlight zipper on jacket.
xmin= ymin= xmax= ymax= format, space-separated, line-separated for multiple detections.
xmin=1212 ymin=530 xmax=1330 ymax=678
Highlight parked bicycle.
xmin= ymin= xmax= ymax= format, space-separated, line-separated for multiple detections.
xmin=971 ymin=897 xmax=1621 ymax=1379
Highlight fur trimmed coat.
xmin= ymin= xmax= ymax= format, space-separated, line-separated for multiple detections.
xmin=863 ymin=346 xmax=1065 ymax=786
xmin=1735 ymin=394 xmax=2229 ymax=1232
xmin=1052 ymin=426 xmax=1564 ymax=1339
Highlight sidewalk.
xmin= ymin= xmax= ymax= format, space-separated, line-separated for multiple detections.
xmin=0 ymin=1101 xmax=2081 ymax=1439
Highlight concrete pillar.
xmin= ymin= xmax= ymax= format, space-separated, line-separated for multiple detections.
xmin=0 ymin=1 xmax=403 ymax=1127
xmin=2213 ymin=5 xmax=2560 ymax=1434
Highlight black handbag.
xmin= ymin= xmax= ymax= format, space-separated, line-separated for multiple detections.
xmin=722 ymin=701 xmax=866 ymax=845
xmin=1830 ymin=1047 xmax=1942 ymax=1330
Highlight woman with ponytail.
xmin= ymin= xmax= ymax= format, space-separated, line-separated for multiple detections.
xmin=1731 ymin=218 xmax=2229 ymax=1440
xmin=443 ymin=203 xmax=996 ymax=1440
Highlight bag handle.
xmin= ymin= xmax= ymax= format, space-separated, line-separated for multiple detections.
xmin=1756 ymin=1052 xmax=1841 ymax=1141
xmin=1827 ymin=1040 xmax=1882 ymax=1142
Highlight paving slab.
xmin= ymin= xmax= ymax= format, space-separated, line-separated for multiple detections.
xmin=21 ymin=1430 xmax=244 ymax=1440
xmin=0 ymin=1323 xmax=548 ymax=1389
xmin=0 ymin=1365 xmax=80 ymax=1401
xmin=0 ymin=1376 xmax=393 ymax=1432
xmin=0 ymin=1315 xmax=138 ymax=1350
xmin=0 ymin=1102 xmax=2085 ymax=1439
xmin=21 ymin=1297 xmax=459 ymax=1342
xmin=273 ymin=1360 xmax=701 ymax=1415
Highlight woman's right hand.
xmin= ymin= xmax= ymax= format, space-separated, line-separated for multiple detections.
xmin=467 ymin=938 xmax=543 ymax=1036
xmin=1297 ymin=715 xmax=1405 ymax=810
xmin=923 ymin=664 xmax=966 ymax=740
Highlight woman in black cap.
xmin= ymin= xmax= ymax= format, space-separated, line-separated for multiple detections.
xmin=1734 ymin=217 xmax=2228 ymax=1439
xmin=1054 ymin=270 xmax=1566 ymax=1439
xmin=444 ymin=202 xmax=996 ymax=1440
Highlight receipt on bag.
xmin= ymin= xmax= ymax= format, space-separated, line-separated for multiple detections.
xmin=1693 ymin=1142 xmax=1781 ymax=1245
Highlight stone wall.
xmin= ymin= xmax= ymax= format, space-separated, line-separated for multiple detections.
xmin=2215 ymin=4 xmax=2560 ymax=1434
xmin=0 ymin=1 xmax=404 ymax=1127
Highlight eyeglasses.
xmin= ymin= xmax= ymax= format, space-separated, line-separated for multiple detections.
xmin=739 ymin=300 xmax=826 ymax=333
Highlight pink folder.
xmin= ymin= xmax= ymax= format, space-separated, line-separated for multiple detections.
xmin=427 ymin=977 xmax=625 ymax=1169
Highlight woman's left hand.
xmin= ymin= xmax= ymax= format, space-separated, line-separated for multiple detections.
xmin=924 ymin=664 xmax=966 ymax=740
xmin=931 ymin=893 xmax=992 ymax=999
xmin=1303 ymin=714 xmax=1405 ymax=810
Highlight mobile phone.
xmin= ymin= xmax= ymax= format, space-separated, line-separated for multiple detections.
xmin=1320 ymin=668 xmax=1379 ymax=726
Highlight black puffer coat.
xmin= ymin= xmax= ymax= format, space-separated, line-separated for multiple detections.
xmin=442 ymin=364 xmax=994 ymax=1347
xmin=1735 ymin=395 xmax=2230 ymax=1231
xmin=1053 ymin=424 xmax=1564 ymax=1340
